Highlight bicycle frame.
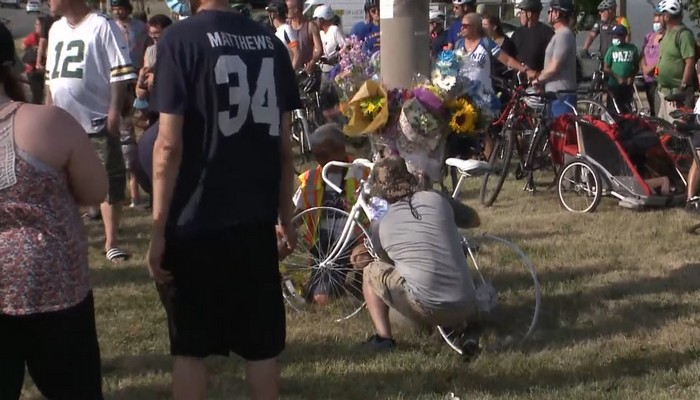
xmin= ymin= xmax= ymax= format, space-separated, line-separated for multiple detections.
xmin=318 ymin=158 xmax=375 ymax=267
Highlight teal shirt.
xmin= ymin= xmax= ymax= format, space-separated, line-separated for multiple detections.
xmin=604 ymin=42 xmax=639 ymax=86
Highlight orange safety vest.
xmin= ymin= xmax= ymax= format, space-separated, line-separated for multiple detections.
xmin=297 ymin=157 xmax=368 ymax=245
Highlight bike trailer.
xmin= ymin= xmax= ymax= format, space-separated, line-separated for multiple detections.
xmin=552 ymin=114 xmax=686 ymax=211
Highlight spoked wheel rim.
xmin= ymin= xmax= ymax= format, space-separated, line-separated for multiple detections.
xmin=281 ymin=207 xmax=370 ymax=322
xmin=557 ymin=160 xmax=603 ymax=213
xmin=439 ymin=234 xmax=541 ymax=353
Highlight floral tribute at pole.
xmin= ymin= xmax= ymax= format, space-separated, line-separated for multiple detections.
xmin=332 ymin=41 xmax=501 ymax=184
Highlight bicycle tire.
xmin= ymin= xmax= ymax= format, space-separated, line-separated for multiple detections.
xmin=281 ymin=206 xmax=370 ymax=322
xmin=439 ymin=233 xmax=541 ymax=353
xmin=526 ymin=128 xmax=558 ymax=190
xmin=480 ymin=127 xmax=515 ymax=207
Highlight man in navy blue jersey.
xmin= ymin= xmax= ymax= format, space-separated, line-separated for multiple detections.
xmin=147 ymin=0 xmax=301 ymax=397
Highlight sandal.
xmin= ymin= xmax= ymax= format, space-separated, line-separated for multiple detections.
xmin=106 ymin=247 xmax=130 ymax=262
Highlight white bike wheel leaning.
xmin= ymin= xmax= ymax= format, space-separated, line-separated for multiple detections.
xmin=280 ymin=206 xmax=371 ymax=322
xmin=557 ymin=159 xmax=603 ymax=213
xmin=439 ymin=234 xmax=541 ymax=353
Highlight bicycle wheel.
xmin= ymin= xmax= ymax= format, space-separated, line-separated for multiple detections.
xmin=526 ymin=128 xmax=559 ymax=191
xmin=480 ymin=127 xmax=515 ymax=207
xmin=576 ymin=99 xmax=614 ymax=125
xmin=280 ymin=206 xmax=370 ymax=322
xmin=557 ymin=159 xmax=603 ymax=213
xmin=439 ymin=234 xmax=541 ymax=353
xmin=291 ymin=117 xmax=311 ymax=174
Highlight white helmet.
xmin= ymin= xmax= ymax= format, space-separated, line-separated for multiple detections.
xmin=429 ymin=10 xmax=445 ymax=22
xmin=452 ymin=0 xmax=475 ymax=6
xmin=312 ymin=4 xmax=334 ymax=20
xmin=657 ymin=0 xmax=682 ymax=15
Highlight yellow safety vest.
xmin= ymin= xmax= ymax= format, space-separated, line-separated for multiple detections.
xmin=297 ymin=158 xmax=367 ymax=245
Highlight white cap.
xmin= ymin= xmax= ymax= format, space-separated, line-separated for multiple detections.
xmin=429 ymin=10 xmax=444 ymax=21
xmin=312 ymin=4 xmax=334 ymax=20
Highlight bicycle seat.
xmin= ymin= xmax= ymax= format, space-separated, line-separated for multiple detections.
xmin=669 ymin=109 xmax=695 ymax=120
xmin=673 ymin=120 xmax=700 ymax=136
xmin=445 ymin=158 xmax=492 ymax=175
xmin=664 ymin=92 xmax=687 ymax=104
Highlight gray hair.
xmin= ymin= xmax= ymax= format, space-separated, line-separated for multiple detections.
xmin=309 ymin=123 xmax=346 ymax=149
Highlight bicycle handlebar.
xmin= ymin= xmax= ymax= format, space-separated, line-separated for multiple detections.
xmin=321 ymin=158 xmax=374 ymax=194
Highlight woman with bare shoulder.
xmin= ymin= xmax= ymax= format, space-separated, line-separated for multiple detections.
xmin=0 ymin=22 xmax=108 ymax=400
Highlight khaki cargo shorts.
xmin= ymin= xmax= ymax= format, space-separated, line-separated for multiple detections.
xmin=364 ymin=261 xmax=473 ymax=327
xmin=89 ymin=130 xmax=126 ymax=205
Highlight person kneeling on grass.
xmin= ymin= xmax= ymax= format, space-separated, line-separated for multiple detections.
xmin=282 ymin=123 xmax=370 ymax=305
xmin=359 ymin=156 xmax=482 ymax=356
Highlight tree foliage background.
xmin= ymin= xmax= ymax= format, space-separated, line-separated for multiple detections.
xmin=686 ymin=0 xmax=700 ymax=27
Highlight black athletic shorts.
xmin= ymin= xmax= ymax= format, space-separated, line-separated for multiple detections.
xmin=158 ymin=223 xmax=286 ymax=361
xmin=0 ymin=292 xmax=103 ymax=400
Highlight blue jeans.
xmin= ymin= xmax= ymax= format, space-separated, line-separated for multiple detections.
xmin=551 ymin=94 xmax=577 ymax=118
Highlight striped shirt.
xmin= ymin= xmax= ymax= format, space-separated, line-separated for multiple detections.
xmin=46 ymin=13 xmax=136 ymax=133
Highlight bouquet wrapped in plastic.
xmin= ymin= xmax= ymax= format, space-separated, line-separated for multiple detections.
xmin=343 ymin=80 xmax=389 ymax=136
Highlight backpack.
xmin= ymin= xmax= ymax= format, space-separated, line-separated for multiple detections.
xmin=674 ymin=26 xmax=700 ymax=90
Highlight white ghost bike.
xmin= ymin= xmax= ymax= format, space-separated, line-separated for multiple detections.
xmin=279 ymin=158 xmax=542 ymax=352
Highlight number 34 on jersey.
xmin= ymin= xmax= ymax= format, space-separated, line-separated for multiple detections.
xmin=215 ymin=55 xmax=280 ymax=137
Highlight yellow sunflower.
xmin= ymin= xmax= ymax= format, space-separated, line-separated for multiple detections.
xmin=449 ymin=101 xmax=477 ymax=134
xmin=360 ymin=97 xmax=386 ymax=119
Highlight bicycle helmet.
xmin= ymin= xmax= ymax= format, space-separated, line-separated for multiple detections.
xmin=515 ymin=0 xmax=543 ymax=12
xmin=429 ymin=10 xmax=445 ymax=22
xmin=266 ymin=0 xmax=288 ymax=16
xmin=231 ymin=3 xmax=251 ymax=18
xmin=597 ymin=0 xmax=616 ymax=11
xmin=364 ymin=0 xmax=378 ymax=12
xmin=523 ymin=87 xmax=545 ymax=112
xmin=549 ymin=0 xmax=574 ymax=14
xmin=452 ymin=0 xmax=475 ymax=6
xmin=657 ymin=0 xmax=682 ymax=15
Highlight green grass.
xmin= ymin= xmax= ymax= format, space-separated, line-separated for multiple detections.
xmin=18 ymin=173 xmax=700 ymax=399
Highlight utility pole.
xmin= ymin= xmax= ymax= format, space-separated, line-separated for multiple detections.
xmin=379 ymin=0 xmax=431 ymax=90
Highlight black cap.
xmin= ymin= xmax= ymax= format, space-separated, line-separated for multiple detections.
xmin=110 ymin=0 xmax=131 ymax=8
xmin=266 ymin=0 xmax=287 ymax=14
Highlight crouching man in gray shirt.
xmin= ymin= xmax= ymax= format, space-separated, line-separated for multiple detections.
xmin=360 ymin=156 xmax=481 ymax=357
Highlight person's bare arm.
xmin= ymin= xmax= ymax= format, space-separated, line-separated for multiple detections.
xmin=107 ymin=81 xmax=127 ymax=136
xmin=278 ymin=111 xmax=295 ymax=227
xmin=537 ymin=57 xmax=560 ymax=82
xmin=151 ymin=113 xmax=183 ymax=237
xmin=682 ymin=57 xmax=695 ymax=89
xmin=495 ymin=52 xmax=528 ymax=74
xmin=135 ymin=67 xmax=150 ymax=99
xmin=306 ymin=21 xmax=323 ymax=71
xmin=583 ymin=31 xmax=597 ymax=51
xmin=290 ymin=45 xmax=301 ymax=71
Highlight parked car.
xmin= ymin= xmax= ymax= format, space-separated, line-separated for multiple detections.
xmin=26 ymin=0 xmax=41 ymax=13
xmin=0 ymin=0 xmax=21 ymax=9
